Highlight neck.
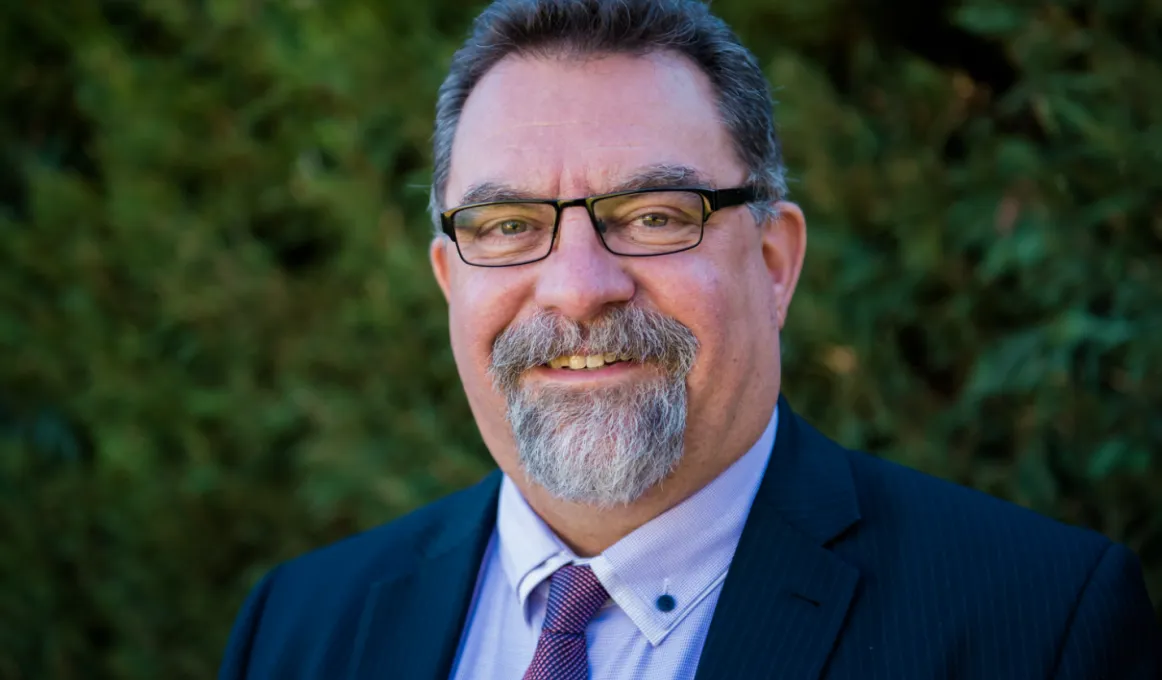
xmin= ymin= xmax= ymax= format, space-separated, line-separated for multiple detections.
xmin=516 ymin=472 xmax=707 ymax=557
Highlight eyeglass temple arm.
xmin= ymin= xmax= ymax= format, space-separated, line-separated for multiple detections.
xmin=709 ymin=186 xmax=759 ymax=210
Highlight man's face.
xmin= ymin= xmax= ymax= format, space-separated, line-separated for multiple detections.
xmin=431 ymin=51 xmax=804 ymax=505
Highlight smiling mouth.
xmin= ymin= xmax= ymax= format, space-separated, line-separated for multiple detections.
xmin=545 ymin=352 xmax=633 ymax=370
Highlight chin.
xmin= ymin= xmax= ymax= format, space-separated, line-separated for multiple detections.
xmin=506 ymin=369 xmax=688 ymax=507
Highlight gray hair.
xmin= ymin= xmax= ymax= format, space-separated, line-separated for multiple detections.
xmin=428 ymin=0 xmax=787 ymax=232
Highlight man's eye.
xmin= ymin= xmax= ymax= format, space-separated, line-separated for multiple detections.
xmin=638 ymin=213 xmax=670 ymax=228
xmin=498 ymin=220 xmax=529 ymax=235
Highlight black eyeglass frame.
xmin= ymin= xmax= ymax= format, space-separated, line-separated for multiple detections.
xmin=439 ymin=185 xmax=758 ymax=268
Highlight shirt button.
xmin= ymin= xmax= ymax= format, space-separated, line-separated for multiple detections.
xmin=655 ymin=594 xmax=676 ymax=612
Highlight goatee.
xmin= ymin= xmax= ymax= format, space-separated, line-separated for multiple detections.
xmin=489 ymin=306 xmax=698 ymax=507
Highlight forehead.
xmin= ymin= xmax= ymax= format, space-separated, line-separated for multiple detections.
xmin=446 ymin=51 xmax=743 ymax=203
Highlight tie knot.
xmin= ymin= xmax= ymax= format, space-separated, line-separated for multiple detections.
xmin=541 ymin=564 xmax=609 ymax=635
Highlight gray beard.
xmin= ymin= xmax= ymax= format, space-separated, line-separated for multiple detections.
xmin=490 ymin=306 xmax=698 ymax=507
xmin=505 ymin=374 xmax=687 ymax=507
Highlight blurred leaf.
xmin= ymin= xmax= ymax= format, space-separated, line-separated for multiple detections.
xmin=2 ymin=0 xmax=1160 ymax=677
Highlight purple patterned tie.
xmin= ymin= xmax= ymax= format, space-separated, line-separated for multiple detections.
xmin=522 ymin=564 xmax=610 ymax=680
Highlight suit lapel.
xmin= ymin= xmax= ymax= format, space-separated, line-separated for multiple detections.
xmin=348 ymin=472 xmax=501 ymax=680
xmin=695 ymin=396 xmax=863 ymax=680
xmin=346 ymin=397 xmax=861 ymax=680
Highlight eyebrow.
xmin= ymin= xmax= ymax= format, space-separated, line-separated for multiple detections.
xmin=455 ymin=163 xmax=713 ymax=207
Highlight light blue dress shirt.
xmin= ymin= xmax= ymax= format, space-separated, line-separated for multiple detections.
xmin=450 ymin=404 xmax=778 ymax=680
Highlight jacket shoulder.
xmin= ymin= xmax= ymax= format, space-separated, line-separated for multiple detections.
xmin=819 ymin=436 xmax=1157 ymax=674
xmin=275 ymin=470 xmax=501 ymax=590
xmin=219 ymin=472 xmax=501 ymax=679
xmin=844 ymin=447 xmax=1110 ymax=560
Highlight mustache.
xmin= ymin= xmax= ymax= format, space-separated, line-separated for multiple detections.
xmin=489 ymin=306 xmax=700 ymax=393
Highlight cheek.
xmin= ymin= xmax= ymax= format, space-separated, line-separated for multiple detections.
xmin=447 ymin=268 xmax=529 ymax=367
xmin=637 ymin=242 xmax=770 ymax=376
xmin=638 ymin=258 xmax=742 ymax=361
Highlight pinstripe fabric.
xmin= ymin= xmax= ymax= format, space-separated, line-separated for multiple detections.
xmin=219 ymin=395 xmax=1162 ymax=680
xmin=692 ymin=408 xmax=1162 ymax=679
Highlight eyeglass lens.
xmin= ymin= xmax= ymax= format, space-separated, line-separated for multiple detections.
xmin=451 ymin=190 xmax=705 ymax=266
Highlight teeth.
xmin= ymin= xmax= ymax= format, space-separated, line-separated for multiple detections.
xmin=546 ymin=353 xmax=631 ymax=370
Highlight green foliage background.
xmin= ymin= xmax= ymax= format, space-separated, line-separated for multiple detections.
xmin=1 ymin=0 xmax=1159 ymax=677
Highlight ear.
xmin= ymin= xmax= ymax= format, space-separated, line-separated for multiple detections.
xmin=760 ymin=201 xmax=807 ymax=330
xmin=430 ymin=236 xmax=453 ymax=303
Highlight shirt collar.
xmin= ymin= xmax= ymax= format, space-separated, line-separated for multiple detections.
xmin=496 ymin=475 xmax=575 ymax=612
xmin=495 ymin=403 xmax=779 ymax=646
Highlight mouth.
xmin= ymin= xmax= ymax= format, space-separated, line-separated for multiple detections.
xmin=544 ymin=352 xmax=633 ymax=371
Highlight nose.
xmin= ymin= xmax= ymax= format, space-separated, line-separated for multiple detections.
xmin=532 ymin=205 xmax=635 ymax=321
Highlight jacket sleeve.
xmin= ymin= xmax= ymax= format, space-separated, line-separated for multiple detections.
xmin=1052 ymin=542 xmax=1161 ymax=679
xmin=219 ymin=566 xmax=281 ymax=680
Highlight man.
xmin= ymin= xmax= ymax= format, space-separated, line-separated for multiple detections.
xmin=219 ymin=1 xmax=1161 ymax=678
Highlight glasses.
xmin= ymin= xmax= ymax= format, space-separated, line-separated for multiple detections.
xmin=440 ymin=186 xmax=757 ymax=267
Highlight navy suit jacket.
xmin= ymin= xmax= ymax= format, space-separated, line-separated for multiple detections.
xmin=221 ymin=397 xmax=1161 ymax=679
